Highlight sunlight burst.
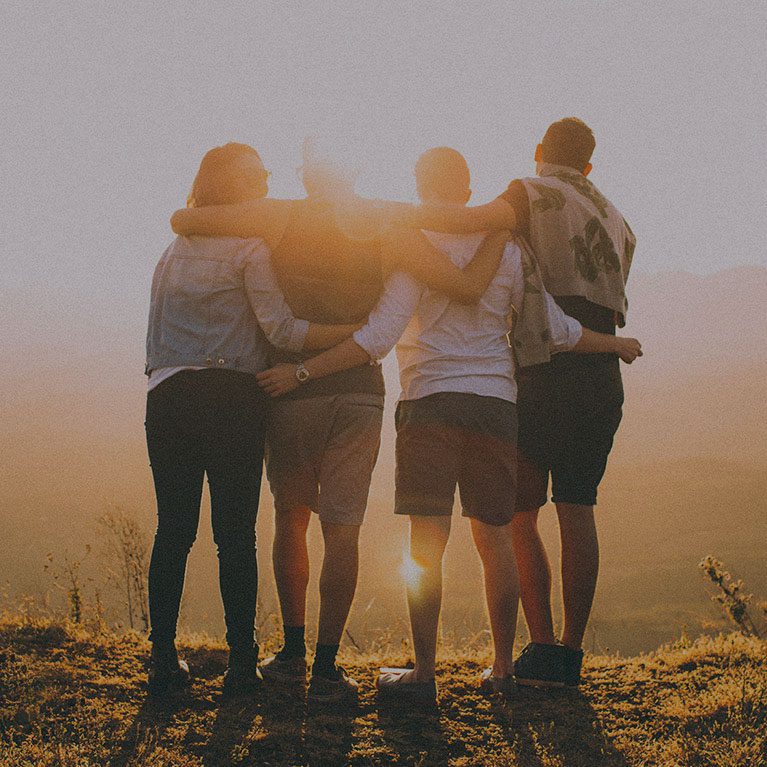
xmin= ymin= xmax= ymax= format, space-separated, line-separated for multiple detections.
xmin=400 ymin=553 xmax=424 ymax=592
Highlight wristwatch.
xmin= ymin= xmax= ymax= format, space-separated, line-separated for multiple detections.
xmin=295 ymin=363 xmax=311 ymax=383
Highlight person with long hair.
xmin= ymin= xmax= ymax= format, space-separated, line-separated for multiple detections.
xmin=144 ymin=143 xmax=357 ymax=695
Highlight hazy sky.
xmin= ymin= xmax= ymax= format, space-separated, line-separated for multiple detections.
xmin=2 ymin=1 xmax=765 ymax=360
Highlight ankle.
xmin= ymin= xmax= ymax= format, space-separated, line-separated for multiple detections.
xmin=562 ymin=640 xmax=583 ymax=652
xmin=281 ymin=625 xmax=306 ymax=658
xmin=312 ymin=642 xmax=340 ymax=677
xmin=491 ymin=660 xmax=513 ymax=678
xmin=529 ymin=635 xmax=558 ymax=646
xmin=561 ymin=630 xmax=583 ymax=650
xmin=412 ymin=664 xmax=435 ymax=682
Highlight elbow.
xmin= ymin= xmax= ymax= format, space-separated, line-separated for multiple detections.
xmin=170 ymin=210 xmax=186 ymax=235
xmin=453 ymin=286 xmax=483 ymax=305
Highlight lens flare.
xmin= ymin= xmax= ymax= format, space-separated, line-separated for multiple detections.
xmin=400 ymin=553 xmax=424 ymax=592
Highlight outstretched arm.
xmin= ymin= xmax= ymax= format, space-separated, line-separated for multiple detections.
xmin=257 ymin=272 xmax=421 ymax=397
xmin=170 ymin=198 xmax=292 ymax=250
xmin=389 ymin=197 xmax=517 ymax=234
xmin=383 ymin=228 xmax=510 ymax=304
xmin=572 ymin=329 xmax=642 ymax=363
xmin=541 ymin=289 xmax=642 ymax=363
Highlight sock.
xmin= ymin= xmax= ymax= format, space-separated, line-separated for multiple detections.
xmin=312 ymin=643 xmax=340 ymax=678
xmin=278 ymin=625 xmax=306 ymax=659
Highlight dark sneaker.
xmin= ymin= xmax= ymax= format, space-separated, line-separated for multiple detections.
xmin=513 ymin=643 xmax=583 ymax=688
xmin=148 ymin=645 xmax=191 ymax=695
xmin=563 ymin=646 xmax=584 ymax=687
xmin=260 ymin=652 xmax=308 ymax=685
xmin=222 ymin=646 xmax=262 ymax=696
xmin=479 ymin=667 xmax=515 ymax=696
xmin=307 ymin=666 xmax=359 ymax=704
xmin=376 ymin=667 xmax=438 ymax=704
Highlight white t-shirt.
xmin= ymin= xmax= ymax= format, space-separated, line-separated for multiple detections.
xmin=353 ymin=232 xmax=582 ymax=404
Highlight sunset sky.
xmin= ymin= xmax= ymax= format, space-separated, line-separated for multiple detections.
xmin=2 ymin=1 xmax=765 ymax=361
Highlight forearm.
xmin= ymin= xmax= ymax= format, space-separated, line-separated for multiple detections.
xmin=303 ymin=323 xmax=361 ymax=351
xmin=303 ymin=337 xmax=371 ymax=379
xmin=571 ymin=328 xmax=620 ymax=354
xmin=170 ymin=198 xmax=291 ymax=248
xmin=383 ymin=228 xmax=508 ymax=304
xmin=405 ymin=198 xmax=517 ymax=234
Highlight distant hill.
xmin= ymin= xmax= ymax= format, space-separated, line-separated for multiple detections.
xmin=0 ymin=618 xmax=764 ymax=766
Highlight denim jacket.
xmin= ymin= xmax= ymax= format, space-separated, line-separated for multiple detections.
xmin=145 ymin=236 xmax=308 ymax=376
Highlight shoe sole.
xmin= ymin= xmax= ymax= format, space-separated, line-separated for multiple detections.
xmin=261 ymin=668 xmax=308 ymax=687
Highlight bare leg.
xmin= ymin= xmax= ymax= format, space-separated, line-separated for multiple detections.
xmin=557 ymin=503 xmax=599 ymax=650
xmin=510 ymin=508 xmax=557 ymax=645
xmin=272 ymin=506 xmax=312 ymax=629
xmin=407 ymin=516 xmax=451 ymax=681
xmin=316 ymin=521 xmax=361 ymax=646
xmin=470 ymin=518 xmax=519 ymax=677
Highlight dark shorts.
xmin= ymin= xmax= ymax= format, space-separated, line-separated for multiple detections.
xmin=516 ymin=353 xmax=624 ymax=510
xmin=394 ymin=392 xmax=518 ymax=527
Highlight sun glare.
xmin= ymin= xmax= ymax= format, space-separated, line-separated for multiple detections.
xmin=400 ymin=553 xmax=424 ymax=592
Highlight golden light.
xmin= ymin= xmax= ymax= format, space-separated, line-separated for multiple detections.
xmin=400 ymin=553 xmax=424 ymax=592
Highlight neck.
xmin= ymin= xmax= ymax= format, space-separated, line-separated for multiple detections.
xmin=537 ymin=161 xmax=584 ymax=177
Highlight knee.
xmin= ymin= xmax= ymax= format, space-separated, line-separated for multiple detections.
xmin=410 ymin=523 xmax=449 ymax=567
xmin=321 ymin=523 xmax=361 ymax=561
xmin=276 ymin=507 xmax=312 ymax=539
xmin=511 ymin=509 xmax=540 ymax=534
xmin=474 ymin=523 xmax=514 ymax=558
xmin=213 ymin=521 xmax=256 ymax=554
xmin=154 ymin=525 xmax=197 ymax=555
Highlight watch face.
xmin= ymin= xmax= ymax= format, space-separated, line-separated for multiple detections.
xmin=296 ymin=365 xmax=310 ymax=382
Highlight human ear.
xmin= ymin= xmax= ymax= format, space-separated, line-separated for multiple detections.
xmin=534 ymin=144 xmax=543 ymax=162
xmin=583 ymin=162 xmax=593 ymax=177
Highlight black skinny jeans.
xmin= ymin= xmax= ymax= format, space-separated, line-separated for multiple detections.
xmin=145 ymin=369 xmax=268 ymax=653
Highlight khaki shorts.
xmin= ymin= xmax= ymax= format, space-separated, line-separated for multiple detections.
xmin=265 ymin=392 xmax=384 ymax=526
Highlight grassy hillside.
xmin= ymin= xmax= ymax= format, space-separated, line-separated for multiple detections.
xmin=1 ymin=618 xmax=764 ymax=767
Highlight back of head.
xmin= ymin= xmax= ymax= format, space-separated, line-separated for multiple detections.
xmin=539 ymin=118 xmax=595 ymax=172
xmin=187 ymin=142 xmax=268 ymax=208
xmin=300 ymin=138 xmax=357 ymax=200
xmin=415 ymin=147 xmax=471 ymax=204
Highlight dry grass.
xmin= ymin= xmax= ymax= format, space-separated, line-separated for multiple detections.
xmin=0 ymin=617 xmax=765 ymax=767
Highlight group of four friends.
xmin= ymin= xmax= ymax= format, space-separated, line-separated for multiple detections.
xmin=144 ymin=117 xmax=642 ymax=703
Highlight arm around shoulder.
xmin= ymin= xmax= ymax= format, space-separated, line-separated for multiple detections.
xmin=383 ymin=228 xmax=510 ymax=304
xmin=170 ymin=198 xmax=292 ymax=249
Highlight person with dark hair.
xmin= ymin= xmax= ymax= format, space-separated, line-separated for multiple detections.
xmin=392 ymin=119 xmax=637 ymax=688
xmin=167 ymin=140 xmax=508 ymax=703
xmin=144 ymin=143 xmax=359 ymax=696
xmin=256 ymin=146 xmax=640 ymax=701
